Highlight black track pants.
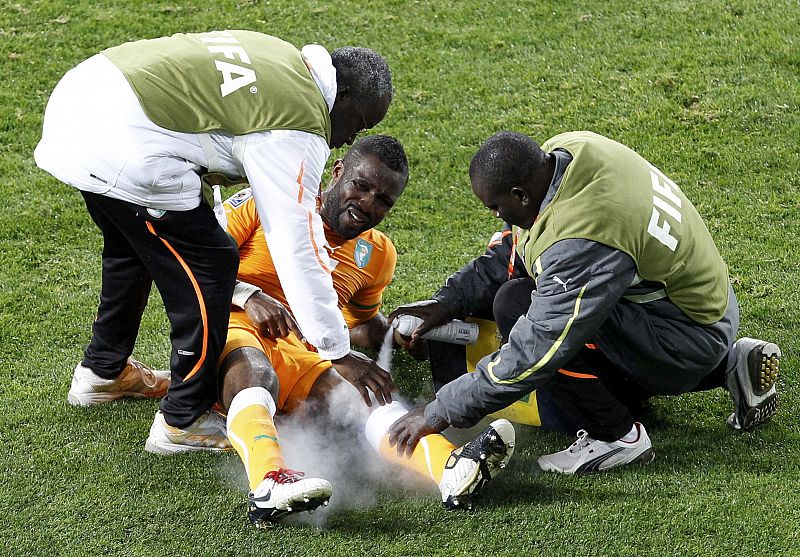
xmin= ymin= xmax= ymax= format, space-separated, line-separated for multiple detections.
xmin=81 ymin=191 xmax=238 ymax=428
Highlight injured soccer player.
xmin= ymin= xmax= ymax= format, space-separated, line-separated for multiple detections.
xmin=212 ymin=136 xmax=514 ymax=526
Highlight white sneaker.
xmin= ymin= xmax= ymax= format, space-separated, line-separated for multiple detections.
xmin=538 ymin=422 xmax=654 ymax=475
xmin=144 ymin=410 xmax=231 ymax=454
xmin=726 ymin=337 xmax=780 ymax=431
xmin=439 ymin=419 xmax=515 ymax=510
xmin=68 ymin=358 xmax=170 ymax=406
xmin=247 ymin=469 xmax=332 ymax=527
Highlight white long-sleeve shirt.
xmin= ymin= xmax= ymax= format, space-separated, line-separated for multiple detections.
xmin=34 ymin=44 xmax=350 ymax=360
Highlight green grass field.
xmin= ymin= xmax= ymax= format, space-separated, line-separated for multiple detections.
xmin=2 ymin=1 xmax=799 ymax=555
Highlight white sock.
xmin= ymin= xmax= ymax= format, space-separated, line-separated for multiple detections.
xmin=227 ymin=386 xmax=277 ymax=426
xmin=619 ymin=423 xmax=639 ymax=442
xmin=364 ymin=400 xmax=409 ymax=453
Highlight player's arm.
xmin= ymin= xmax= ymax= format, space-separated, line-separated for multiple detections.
xmin=221 ymin=189 xmax=253 ymax=240
xmin=423 ymin=239 xmax=637 ymax=429
xmin=387 ymin=225 xmax=522 ymax=352
xmin=220 ymin=189 xmax=272 ymax=312
xmin=349 ymin=313 xmax=389 ymax=351
xmin=222 ymin=189 xmax=301 ymax=339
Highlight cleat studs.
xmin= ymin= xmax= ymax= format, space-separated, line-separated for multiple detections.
xmin=322 ymin=500 xmax=329 ymax=507
xmin=508 ymin=442 xmax=515 ymax=448
xmin=479 ymin=453 xmax=487 ymax=460
xmin=286 ymin=506 xmax=292 ymax=512
xmin=303 ymin=497 xmax=310 ymax=503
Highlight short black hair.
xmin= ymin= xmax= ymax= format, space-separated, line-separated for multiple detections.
xmin=330 ymin=47 xmax=393 ymax=106
xmin=469 ymin=131 xmax=546 ymax=194
xmin=344 ymin=135 xmax=409 ymax=182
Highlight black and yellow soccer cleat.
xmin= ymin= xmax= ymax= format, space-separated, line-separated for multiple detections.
xmin=438 ymin=419 xmax=515 ymax=510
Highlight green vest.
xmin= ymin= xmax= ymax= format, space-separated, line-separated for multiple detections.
xmin=517 ymin=131 xmax=729 ymax=324
xmin=104 ymin=30 xmax=331 ymax=141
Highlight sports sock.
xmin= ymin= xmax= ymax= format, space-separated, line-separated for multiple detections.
xmin=364 ymin=401 xmax=457 ymax=484
xmin=619 ymin=423 xmax=639 ymax=442
xmin=227 ymin=387 xmax=284 ymax=491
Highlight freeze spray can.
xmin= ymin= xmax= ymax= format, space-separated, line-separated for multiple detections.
xmin=392 ymin=314 xmax=479 ymax=345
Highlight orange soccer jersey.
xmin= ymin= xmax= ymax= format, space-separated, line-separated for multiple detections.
xmin=221 ymin=188 xmax=397 ymax=410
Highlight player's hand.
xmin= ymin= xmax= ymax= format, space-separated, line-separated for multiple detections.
xmin=243 ymin=292 xmax=303 ymax=340
xmin=332 ymin=351 xmax=396 ymax=407
xmin=387 ymin=300 xmax=451 ymax=355
xmin=387 ymin=407 xmax=445 ymax=457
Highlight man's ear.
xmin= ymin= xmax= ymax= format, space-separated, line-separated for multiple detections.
xmin=510 ymin=186 xmax=529 ymax=205
xmin=331 ymin=159 xmax=344 ymax=181
xmin=335 ymin=84 xmax=350 ymax=101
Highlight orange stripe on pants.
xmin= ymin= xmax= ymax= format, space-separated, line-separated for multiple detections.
xmin=557 ymin=368 xmax=598 ymax=380
xmin=145 ymin=221 xmax=208 ymax=381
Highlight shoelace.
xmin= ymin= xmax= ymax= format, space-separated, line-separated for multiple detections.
xmin=264 ymin=468 xmax=305 ymax=484
xmin=568 ymin=430 xmax=593 ymax=453
xmin=128 ymin=359 xmax=159 ymax=388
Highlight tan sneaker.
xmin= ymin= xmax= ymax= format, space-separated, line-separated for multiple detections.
xmin=144 ymin=410 xmax=231 ymax=454
xmin=67 ymin=358 xmax=170 ymax=406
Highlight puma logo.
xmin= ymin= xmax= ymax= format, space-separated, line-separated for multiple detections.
xmin=553 ymin=276 xmax=572 ymax=292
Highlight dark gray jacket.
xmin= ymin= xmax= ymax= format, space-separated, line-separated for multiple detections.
xmin=425 ymin=152 xmax=738 ymax=429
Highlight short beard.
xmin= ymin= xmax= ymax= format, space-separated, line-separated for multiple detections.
xmin=321 ymin=189 xmax=359 ymax=239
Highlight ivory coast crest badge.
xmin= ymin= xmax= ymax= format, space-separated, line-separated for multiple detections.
xmin=354 ymin=238 xmax=373 ymax=268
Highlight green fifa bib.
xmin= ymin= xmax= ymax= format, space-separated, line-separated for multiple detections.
xmin=517 ymin=131 xmax=729 ymax=325
xmin=104 ymin=30 xmax=331 ymax=141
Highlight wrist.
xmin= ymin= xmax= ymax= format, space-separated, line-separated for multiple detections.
xmin=232 ymin=281 xmax=262 ymax=308
xmin=423 ymin=401 xmax=450 ymax=431
xmin=430 ymin=294 xmax=458 ymax=321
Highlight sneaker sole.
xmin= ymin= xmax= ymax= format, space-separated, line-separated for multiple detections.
xmin=729 ymin=392 xmax=779 ymax=431
xmin=728 ymin=338 xmax=781 ymax=431
xmin=68 ymin=390 xmax=166 ymax=407
xmin=144 ymin=439 xmax=231 ymax=455
xmin=539 ymin=446 xmax=655 ymax=475
xmin=747 ymin=341 xmax=780 ymax=397
xmin=248 ymin=491 xmax=332 ymax=527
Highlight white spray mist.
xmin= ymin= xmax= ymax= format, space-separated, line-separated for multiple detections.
xmin=376 ymin=326 xmax=394 ymax=374
xmin=276 ymin=380 xmax=432 ymax=527
xmin=218 ymin=332 xmax=434 ymax=527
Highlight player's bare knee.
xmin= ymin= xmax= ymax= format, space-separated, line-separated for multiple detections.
xmin=219 ymin=347 xmax=280 ymax=411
